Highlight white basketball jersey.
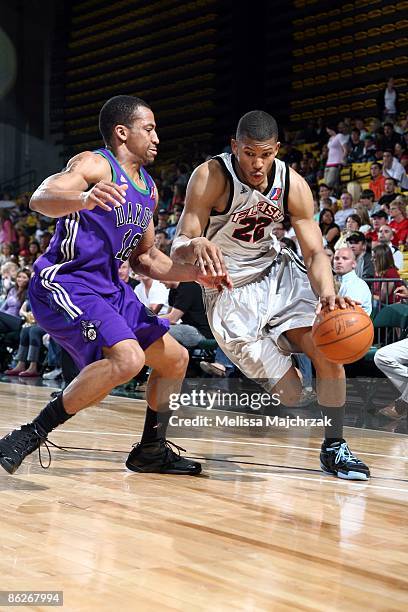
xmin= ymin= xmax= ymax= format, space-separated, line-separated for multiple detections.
xmin=205 ymin=153 xmax=290 ymax=286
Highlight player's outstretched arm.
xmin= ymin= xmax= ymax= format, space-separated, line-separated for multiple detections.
xmin=29 ymin=152 xmax=128 ymax=218
xmin=129 ymin=221 xmax=232 ymax=290
xmin=171 ymin=160 xmax=229 ymax=277
xmin=288 ymin=169 xmax=354 ymax=312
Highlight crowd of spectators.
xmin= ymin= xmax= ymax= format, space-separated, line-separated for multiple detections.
xmin=0 ymin=96 xmax=407 ymax=409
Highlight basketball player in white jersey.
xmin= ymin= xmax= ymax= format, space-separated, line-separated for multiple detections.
xmin=172 ymin=111 xmax=370 ymax=480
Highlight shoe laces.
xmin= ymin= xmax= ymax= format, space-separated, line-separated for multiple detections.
xmin=331 ymin=442 xmax=360 ymax=466
xmin=38 ymin=436 xmax=68 ymax=470
xmin=161 ymin=439 xmax=186 ymax=460
xmin=16 ymin=425 xmax=68 ymax=470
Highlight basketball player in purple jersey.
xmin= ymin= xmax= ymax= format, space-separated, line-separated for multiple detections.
xmin=172 ymin=110 xmax=370 ymax=480
xmin=0 ymin=96 xmax=231 ymax=476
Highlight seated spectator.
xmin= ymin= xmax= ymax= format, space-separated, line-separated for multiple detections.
xmin=0 ymin=209 xmax=16 ymax=245
xmin=347 ymin=128 xmax=364 ymax=163
xmin=359 ymin=188 xmax=381 ymax=216
xmin=118 ymin=260 xmax=139 ymax=290
xmin=4 ymin=301 xmax=46 ymax=377
xmin=319 ymin=208 xmax=341 ymax=250
xmin=334 ymin=191 xmax=356 ymax=229
xmin=378 ymin=177 xmax=398 ymax=209
xmin=134 ymin=274 xmax=169 ymax=315
xmin=353 ymin=204 xmax=373 ymax=234
xmin=360 ymin=135 xmax=377 ymax=163
xmin=382 ymin=150 xmax=406 ymax=188
xmin=374 ymin=284 xmax=408 ymax=420
xmin=320 ymin=197 xmax=337 ymax=215
xmin=334 ymin=213 xmax=361 ymax=250
xmin=354 ymin=118 xmax=369 ymax=141
xmin=371 ymin=244 xmax=402 ymax=306
xmin=39 ymin=231 xmax=52 ymax=253
xmin=0 ymin=242 xmax=14 ymax=266
xmin=377 ymin=225 xmax=404 ymax=269
xmin=154 ymin=229 xmax=170 ymax=255
xmin=0 ymin=261 xmax=19 ymax=304
xmin=162 ymin=281 xmax=214 ymax=348
xmin=333 ymin=247 xmax=372 ymax=315
xmin=389 ymin=200 xmax=408 ymax=246
xmin=0 ymin=268 xmax=30 ymax=331
xmin=379 ymin=122 xmax=402 ymax=151
xmin=346 ymin=232 xmax=375 ymax=280
xmin=26 ymin=240 xmax=41 ymax=266
xmin=365 ymin=210 xmax=389 ymax=244
xmin=16 ymin=233 xmax=30 ymax=262
xmin=155 ymin=209 xmax=170 ymax=233
xmin=393 ymin=142 xmax=405 ymax=162
xmin=368 ymin=162 xmax=386 ymax=201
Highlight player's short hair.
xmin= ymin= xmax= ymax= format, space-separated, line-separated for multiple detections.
xmin=236 ymin=110 xmax=278 ymax=142
xmin=99 ymin=95 xmax=151 ymax=146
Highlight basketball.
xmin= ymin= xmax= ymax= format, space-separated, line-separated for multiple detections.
xmin=312 ymin=305 xmax=374 ymax=364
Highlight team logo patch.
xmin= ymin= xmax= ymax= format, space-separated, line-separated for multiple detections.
xmin=81 ymin=320 xmax=101 ymax=342
xmin=269 ymin=187 xmax=282 ymax=201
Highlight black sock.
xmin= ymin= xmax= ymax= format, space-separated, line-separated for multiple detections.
xmin=141 ymin=406 xmax=171 ymax=444
xmin=319 ymin=404 xmax=345 ymax=444
xmin=32 ymin=393 xmax=73 ymax=435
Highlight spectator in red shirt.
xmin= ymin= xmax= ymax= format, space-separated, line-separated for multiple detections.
xmin=389 ymin=200 xmax=408 ymax=246
xmin=368 ymin=163 xmax=386 ymax=201
xmin=365 ymin=210 xmax=389 ymax=244
xmin=372 ymin=244 xmax=402 ymax=305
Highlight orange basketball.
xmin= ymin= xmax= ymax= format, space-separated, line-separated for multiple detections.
xmin=312 ymin=305 xmax=374 ymax=364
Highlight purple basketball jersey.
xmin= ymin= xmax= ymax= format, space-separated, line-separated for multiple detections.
xmin=33 ymin=148 xmax=156 ymax=297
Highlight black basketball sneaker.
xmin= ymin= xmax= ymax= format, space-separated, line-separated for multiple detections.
xmin=126 ymin=439 xmax=202 ymax=475
xmin=320 ymin=439 xmax=370 ymax=480
xmin=0 ymin=423 xmax=48 ymax=474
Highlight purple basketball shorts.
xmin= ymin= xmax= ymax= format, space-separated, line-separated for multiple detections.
xmin=29 ymin=275 xmax=170 ymax=371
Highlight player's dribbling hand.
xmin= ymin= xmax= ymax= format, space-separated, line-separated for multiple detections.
xmin=196 ymin=271 xmax=233 ymax=292
xmin=316 ymin=294 xmax=361 ymax=314
xmin=82 ymin=181 xmax=128 ymax=211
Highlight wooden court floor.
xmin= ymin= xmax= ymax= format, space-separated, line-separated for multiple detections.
xmin=0 ymin=381 xmax=407 ymax=612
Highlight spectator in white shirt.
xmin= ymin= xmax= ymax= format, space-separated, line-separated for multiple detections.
xmin=382 ymin=150 xmax=407 ymax=188
xmin=333 ymin=247 xmax=372 ymax=315
xmin=134 ymin=275 xmax=170 ymax=315
xmin=318 ymin=183 xmax=337 ymax=210
xmin=334 ymin=192 xmax=356 ymax=229
xmin=324 ymin=123 xmax=349 ymax=191
xmin=377 ymin=225 xmax=404 ymax=270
